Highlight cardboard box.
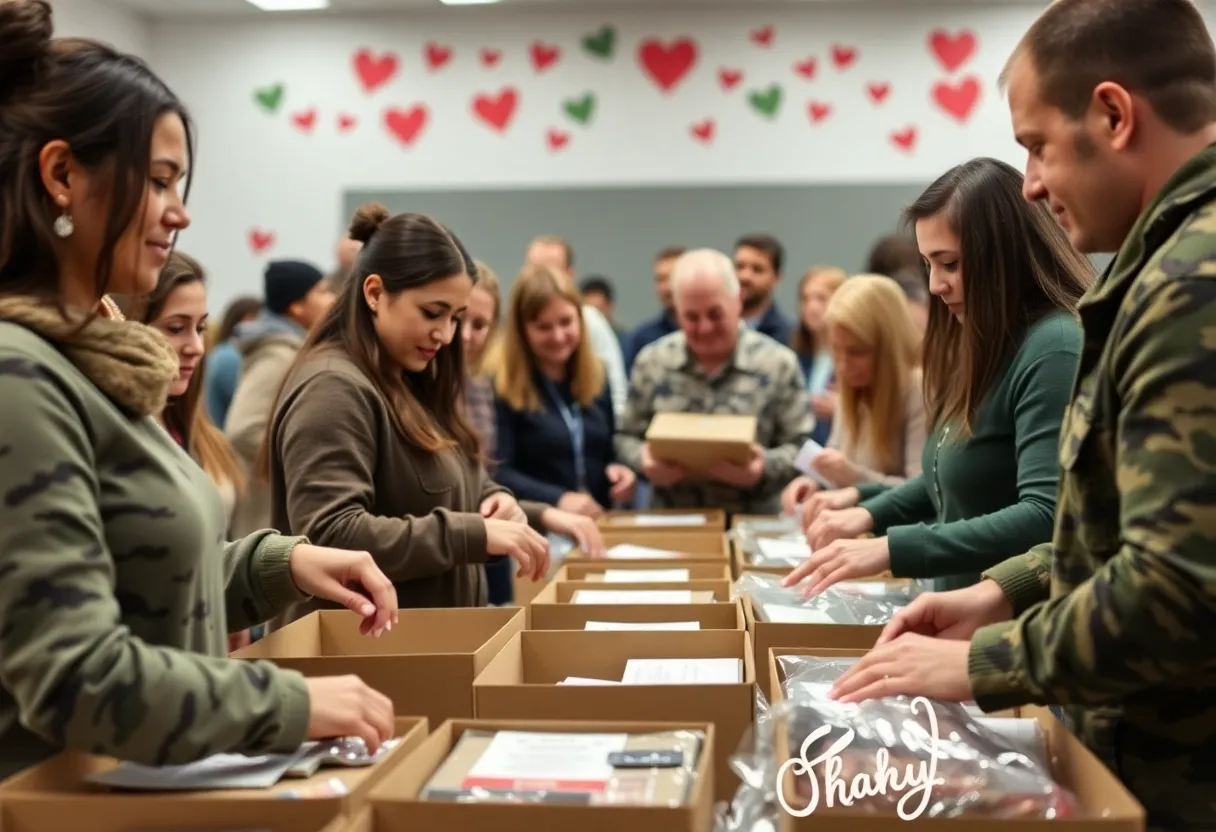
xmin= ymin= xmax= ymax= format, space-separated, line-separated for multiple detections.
xmin=530 ymin=579 xmax=731 ymax=607
xmin=472 ymin=629 xmax=754 ymax=801
xmin=0 ymin=717 xmax=427 ymax=832
xmin=585 ymin=528 xmax=730 ymax=561
xmin=529 ymin=596 xmax=746 ymax=631
xmin=235 ymin=608 xmax=523 ymax=729
xmin=646 ymin=412 xmax=757 ymax=473
xmin=556 ymin=561 xmax=732 ymax=582
xmin=743 ymin=596 xmax=883 ymax=701
xmin=366 ymin=718 xmax=715 ymax=831
xmin=599 ymin=509 xmax=727 ymax=532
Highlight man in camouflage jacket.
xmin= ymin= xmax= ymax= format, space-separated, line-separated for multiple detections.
xmin=828 ymin=1 xmax=1216 ymax=827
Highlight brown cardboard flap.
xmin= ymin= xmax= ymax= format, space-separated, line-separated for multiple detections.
xmin=369 ymin=719 xmax=716 ymax=832
xmin=532 ymin=580 xmax=731 ymax=605
xmin=0 ymin=718 xmax=428 ymax=832
xmin=558 ymin=562 xmax=732 ymax=582
xmin=596 ymin=528 xmax=730 ymax=556
xmin=528 ymin=598 xmax=745 ymax=631
xmin=599 ymin=509 xmax=727 ymax=531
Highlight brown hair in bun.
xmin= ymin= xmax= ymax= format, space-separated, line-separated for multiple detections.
xmin=347 ymin=202 xmax=391 ymax=245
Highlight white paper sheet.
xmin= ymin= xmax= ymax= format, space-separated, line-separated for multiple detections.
xmin=755 ymin=537 xmax=812 ymax=562
xmin=604 ymin=544 xmax=683 ymax=560
xmin=86 ymin=753 xmax=300 ymax=790
xmin=572 ymin=589 xmax=695 ymax=605
xmin=760 ymin=604 xmax=838 ymax=624
xmin=584 ymin=620 xmax=702 ymax=631
xmin=621 ymin=658 xmax=743 ymax=685
xmin=465 ymin=731 xmax=628 ymax=786
xmin=793 ymin=439 xmax=833 ymax=487
xmin=601 ymin=568 xmax=690 ymax=582
xmin=559 ymin=676 xmax=622 ymax=685
xmin=624 ymin=513 xmax=708 ymax=527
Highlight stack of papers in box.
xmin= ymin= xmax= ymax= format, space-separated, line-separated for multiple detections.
xmin=584 ymin=620 xmax=701 ymax=631
xmin=604 ymin=544 xmax=683 ymax=559
xmin=571 ymin=589 xmax=694 ymax=605
xmin=558 ymin=658 xmax=742 ymax=686
xmin=759 ymin=603 xmax=838 ymax=624
xmin=601 ymin=568 xmax=690 ymax=582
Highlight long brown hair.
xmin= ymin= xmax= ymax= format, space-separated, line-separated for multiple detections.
xmin=790 ymin=265 xmax=847 ymax=359
xmin=117 ymin=251 xmax=244 ymax=491
xmin=824 ymin=275 xmax=922 ymax=473
xmin=496 ymin=263 xmax=605 ymax=411
xmin=904 ymin=157 xmax=1093 ymax=435
xmin=258 ymin=203 xmax=482 ymax=477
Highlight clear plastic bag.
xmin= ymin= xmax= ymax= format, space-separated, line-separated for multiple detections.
xmin=731 ymin=572 xmax=921 ymax=625
xmin=729 ymin=516 xmax=809 ymax=568
xmin=420 ymin=728 xmax=705 ymax=807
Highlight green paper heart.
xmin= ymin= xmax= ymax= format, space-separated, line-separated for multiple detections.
xmin=748 ymin=84 xmax=783 ymax=118
xmin=582 ymin=25 xmax=616 ymax=59
xmin=254 ymin=83 xmax=285 ymax=113
xmin=563 ymin=93 xmax=597 ymax=125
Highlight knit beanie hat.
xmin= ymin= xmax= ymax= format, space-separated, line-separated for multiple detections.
xmin=264 ymin=260 xmax=325 ymax=315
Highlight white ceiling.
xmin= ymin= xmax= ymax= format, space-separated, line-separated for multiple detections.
xmin=107 ymin=0 xmax=1049 ymax=19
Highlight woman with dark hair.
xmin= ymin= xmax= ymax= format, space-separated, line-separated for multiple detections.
xmin=265 ymin=203 xmax=551 ymax=620
xmin=784 ymin=158 xmax=1092 ymax=594
xmin=203 ymin=293 xmax=261 ymax=429
xmin=0 ymin=0 xmax=398 ymax=778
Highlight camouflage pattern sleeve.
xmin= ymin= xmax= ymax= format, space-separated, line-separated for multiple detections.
xmin=223 ymin=531 xmax=310 ymax=632
xmin=980 ymin=543 xmax=1053 ymax=617
xmin=969 ymin=277 xmax=1216 ymax=712
xmin=0 ymin=356 xmax=311 ymax=765
xmin=757 ymin=349 xmax=812 ymax=497
xmin=613 ymin=345 xmax=659 ymax=472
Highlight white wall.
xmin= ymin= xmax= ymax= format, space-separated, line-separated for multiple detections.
xmin=50 ymin=0 xmax=150 ymax=58
xmin=148 ymin=5 xmax=1041 ymax=306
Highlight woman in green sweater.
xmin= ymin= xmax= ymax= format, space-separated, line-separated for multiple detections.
xmin=783 ymin=158 xmax=1094 ymax=595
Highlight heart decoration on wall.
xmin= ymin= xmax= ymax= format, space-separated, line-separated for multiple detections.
xmin=353 ymin=49 xmax=398 ymax=92
xmin=547 ymin=129 xmax=571 ymax=151
xmin=384 ymin=105 xmax=429 ymax=146
xmin=582 ymin=25 xmax=616 ymax=59
xmin=719 ymin=67 xmax=743 ymax=91
xmin=808 ymin=101 xmax=832 ymax=124
xmin=291 ymin=109 xmax=317 ymax=132
xmin=750 ymin=25 xmax=774 ymax=47
xmin=337 ymin=113 xmax=358 ymax=132
xmin=690 ymin=118 xmax=715 ymax=144
xmin=831 ymin=44 xmax=858 ymax=69
xmin=638 ymin=37 xmax=699 ymax=92
xmin=425 ymin=42 xmax=453 ymax=71
xmin=748 ymin=84 xmax=783 ymax=118
xmin=473 ymin=87 xmax=520 ymax=132
xmin=867 ymin=82 xmax=890 ymax=104
xmin=531 ymin=42 xmax=561 ymax=72
xmin=891 ymin=126 xmax=918 ymax=152
xmin=564 ymin=93 xmax=597 ymax=125
xmin=929 ymin=29 xmax=978 ymax=73
xmin=933 ymin=75 xmax=980 ymax=121
xmin=254 ymin=83 xmax=285 ymax=113
xmin=794 ymin=57 xmax=816 ymax=80
xmin=480 ymin=48 xmax=502 ymax=68
xmin=249 ymin=229 xmax=275 ymax=254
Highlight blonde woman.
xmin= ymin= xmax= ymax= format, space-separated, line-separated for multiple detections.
xmin=494 ymin=264 xmax=636 ymax=517
xmin=790 ymin=266 xmax=847 ymax=445
xmin=781 ymin=274 xmax=925 ymax=510
xmin=461 ymin=260 xmax=502 ymax=457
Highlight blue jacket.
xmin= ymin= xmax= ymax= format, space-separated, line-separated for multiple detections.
xmin=204 ymin=340 xmax=242 ymax=430
xmin=797 ymin=351 xmax=834 ymax=446
xmin=624 ymin=310 xmax=679 ymax=374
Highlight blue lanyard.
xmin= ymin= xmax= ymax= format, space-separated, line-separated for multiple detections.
xmin=541 ymin=377 xmax=586 ymax=491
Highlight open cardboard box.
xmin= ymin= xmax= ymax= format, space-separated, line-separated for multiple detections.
xmin=763 ymin=655 xmax=1144 ymax=831
xmin=472 ymin=629 xmax=754 ymax=802
xmin=529 ymin=595 xmax=745 ymax=631
xmin=646 ymin=412 xmax=757 ymax=474
xmin=234 ymin=608 xmax=523 ymax=728
xmin=530 ymin=578 xmax=731 ymax=607
xmin=364 ymin=718 xmax=714 ymax=832
xmin=598 ymin=508 xmax=727 ymax=532
xmin=0 ymin=718 xmax=427 ymax=832
xmin=556 ymin=561 xmax=732 ymax=582
xmin=567 ymin=529 xmax=730 ymax=565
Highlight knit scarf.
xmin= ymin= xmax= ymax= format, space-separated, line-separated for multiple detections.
xmin=0 ymin=295 xmax=179 ymax=418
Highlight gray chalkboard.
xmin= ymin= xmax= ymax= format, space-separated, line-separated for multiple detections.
xmin=343 ymin=183 xmax=933 ymax=328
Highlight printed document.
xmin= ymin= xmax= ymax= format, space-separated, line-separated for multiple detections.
xmin=621 ymin=658 xmax=743 ymax=685
xmin=572 ymin=589 xmax=694 ymax=605
xmin=601 ymin=568 xmax=690 ymax=582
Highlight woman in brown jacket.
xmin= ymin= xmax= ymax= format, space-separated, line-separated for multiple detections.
xmin=264 ymin=203 xmax=550 ymax=620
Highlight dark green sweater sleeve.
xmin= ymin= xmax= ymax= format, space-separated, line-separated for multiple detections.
xmin=859 ymin=474 xmax=936 ymax=532
xmin=886 ymin=347 xmax=1077 ymax=578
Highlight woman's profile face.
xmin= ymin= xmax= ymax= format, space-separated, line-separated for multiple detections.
xmin=915 ymin=212 xmax=965 ymax=320
xmin=366 ymin=271 xmax=474 ymax=373
xmin=462 ymin=286 xmax=497 ymax=365
xmin=151 ymin=280 xmax=208 ymax=398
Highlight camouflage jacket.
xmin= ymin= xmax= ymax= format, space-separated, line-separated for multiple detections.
xmin=615 ymin=326 xmax=811 ymax=514
xmin=969 ymin=143 xmax=1216 ymax=830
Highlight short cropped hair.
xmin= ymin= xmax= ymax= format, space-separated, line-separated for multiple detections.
xmin=671 ymin=248 xmax=740 ymax=299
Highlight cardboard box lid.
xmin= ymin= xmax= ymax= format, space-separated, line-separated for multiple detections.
xmin=645 ymin=412 xmax=757 ymax=444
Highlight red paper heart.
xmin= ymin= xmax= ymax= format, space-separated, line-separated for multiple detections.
xmin=384 ymin=105 xmax=429 ymax=146
xmin=691 ymin=118 xmax=715 ymax=144
xmin=831 ymin=44 xmax=858 ymax=69
xmin=249 ymin=229 xmax=275 ymax=254
xmin=929 ymin=29 xmax=977 ymax=72
xmin=425 ymin=42 xmax=452 ymax=71
xmin=794 ymin=57 xmax=817 ymax=80
xmin=291 ymin=109 xmax=316 ymax=132
xmin=546 ymin=129 xmax=570 ymax=151
xmin=933 ymin=76 xmax=980 ymax=121
xmin=473 ymin=87 xmax=519 ymax=132
xmin=639 ymin=37 xmax=699 ymax=92
xmin=353 ymin=49 xmax=398 ymax=92
xmin=868 ymin=82 xmax=890 ymax=103
xmin=750 ymin=25 xmax=774 ymax=47
xmin=808 ymin=102 xmax=832 ymax=124
xmin=719 ymin=67 xmax=743 ymax=90
xmin=891 ymin=126 xmax=917 ymax=152
xmin=480 ymin=48 xmax=501 ymax=67
xmin=531 ymin=42 xmax=560 ymax=71
xmin=337 ymin=113 xmax=358 ymax=131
